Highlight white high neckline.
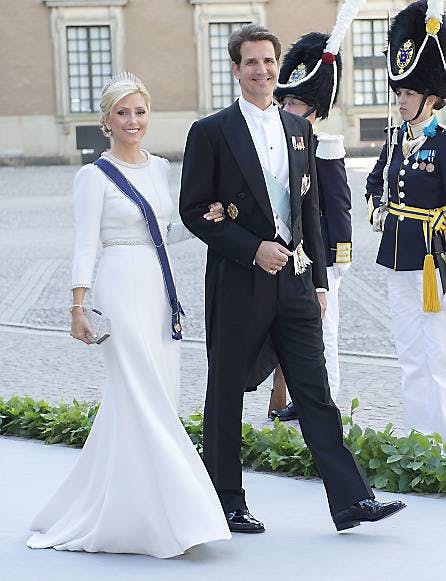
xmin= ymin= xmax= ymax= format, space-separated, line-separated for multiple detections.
xmin=408 ymin=115 xmax=435 ymax=139
xmin=102 ymin=149 xmax=152 ymax=168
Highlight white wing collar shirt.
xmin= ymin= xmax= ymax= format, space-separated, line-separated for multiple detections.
xmin=238 ymin=94 xmax=291 ymax=244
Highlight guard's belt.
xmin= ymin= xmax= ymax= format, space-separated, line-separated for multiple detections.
xmin=388 ymin=202 xmax=446 ymax=232
xmin=388 ymin=201 xmax=446 ymax=312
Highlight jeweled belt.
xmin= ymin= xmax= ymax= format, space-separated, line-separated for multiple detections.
xmin=103 ymin=238 xmax=149 ymax=248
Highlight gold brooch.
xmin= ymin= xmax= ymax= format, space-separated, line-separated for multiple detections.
xmin=227 ymin=203 xmax=239 ymax=220
xmin=396 ymin=39 xmax=415 ymax=74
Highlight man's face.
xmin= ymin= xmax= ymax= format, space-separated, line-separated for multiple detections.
xmin=231 ymin=40 xmax=279 ymax=105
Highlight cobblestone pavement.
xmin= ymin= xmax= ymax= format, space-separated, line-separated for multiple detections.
xmin=0 ymin=160 xmax=404 ymax=433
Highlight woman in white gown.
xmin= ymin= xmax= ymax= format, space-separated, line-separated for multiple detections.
xmin=27 ymin=73 xmax=231 ymax=558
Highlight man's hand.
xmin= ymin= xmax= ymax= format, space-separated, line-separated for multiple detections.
xmin=317 ymin=291 xmax=327 ymax=320
xmin=255 ymin=241 xmax=292 ymax=275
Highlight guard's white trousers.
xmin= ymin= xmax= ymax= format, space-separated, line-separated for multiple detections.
xmin=323 ymin=266 xmax=342 ymax=402
xmin=387 ymin=269 xmax=446 ymax=438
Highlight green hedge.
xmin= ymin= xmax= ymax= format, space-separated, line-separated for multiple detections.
xmin=2 ymin=395 xmax=446 ymax=494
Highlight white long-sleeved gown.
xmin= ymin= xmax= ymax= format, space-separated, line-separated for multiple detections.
xmin=26 ymin=151 xmax=230 ymax=557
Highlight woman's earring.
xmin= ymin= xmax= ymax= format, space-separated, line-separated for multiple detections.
xmin=102 ymin=122 xmax=112 ymax=137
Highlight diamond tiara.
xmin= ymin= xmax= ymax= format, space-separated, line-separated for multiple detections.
xmin=102 ymin=72 xmax=143 ymax=94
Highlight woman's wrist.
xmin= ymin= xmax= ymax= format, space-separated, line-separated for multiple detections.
xmin=70 ymin=304 xmax=84 ymax=315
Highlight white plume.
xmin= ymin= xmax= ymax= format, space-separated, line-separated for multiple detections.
xmin=325 ymin=0 xmax=366 ymax=56
xmin=426 ymin=0 xmax=444 ymax=22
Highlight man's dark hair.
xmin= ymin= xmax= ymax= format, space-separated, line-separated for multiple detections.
xmin=228 ymin=24 xmax=281 ymax=65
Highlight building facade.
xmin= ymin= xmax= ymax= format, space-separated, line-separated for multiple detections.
xmin=0 ymin=0 xmax=423 ymax=163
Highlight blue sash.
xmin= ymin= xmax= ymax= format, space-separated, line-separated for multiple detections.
xmin=263 ymin=167 xmax=291 ymax=232
xmin=94 ymin=157 xmax=184 ymax=340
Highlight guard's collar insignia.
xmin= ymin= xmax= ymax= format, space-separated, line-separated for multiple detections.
xmin=396 ymin=39 xmax=415 ymax=74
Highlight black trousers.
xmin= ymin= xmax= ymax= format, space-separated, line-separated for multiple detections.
xmin=203 ymin=257 xmax=373 ymax=515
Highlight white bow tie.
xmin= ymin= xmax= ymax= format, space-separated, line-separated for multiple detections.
xmin=248 ymin=107 xmax=279 ymax=129
xmin=253 ymin=106 xmax=278 ymax=120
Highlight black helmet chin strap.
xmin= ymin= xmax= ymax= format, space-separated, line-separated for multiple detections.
xmin=303 ymin=105 xmax=317 ymax=119
xmin=409 ymin=91 xmax=429 ymax=122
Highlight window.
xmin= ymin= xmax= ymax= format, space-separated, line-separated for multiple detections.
xmin=360 ymin=118 xmax=386 ymax=141
xmin=352 ymin=19 xmax=387 ymax=106
xmin=209 ymin=22 xmax=250 ymax=110
xmin=67 ymin=26 xmax=112 ymax=113
xmin=190 ymin=1 xmax=267 ymax=113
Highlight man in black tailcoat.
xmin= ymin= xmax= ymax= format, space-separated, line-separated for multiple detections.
xmin=180 ymin=23 xmax=405 ymax=533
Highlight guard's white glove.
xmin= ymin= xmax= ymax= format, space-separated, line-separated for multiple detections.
xmin=372 ymin=206 xmax=388 ymax=233
xmin=333 ymin=262 xmax=351 ymax=278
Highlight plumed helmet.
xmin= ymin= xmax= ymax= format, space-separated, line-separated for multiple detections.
xmin=387 ymin=0 xmax=446 ymax=97
xmin=274 ymin=0 xmax=365 ymax=119
xmin=274 ymin=32 xmax=342 ymax=120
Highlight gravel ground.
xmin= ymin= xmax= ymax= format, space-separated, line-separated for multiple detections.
xmin=0 ymin=160 xmax=404 ymax=432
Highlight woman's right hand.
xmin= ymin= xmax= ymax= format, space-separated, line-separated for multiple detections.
xmin=71 ymin=310 xmax=96 ymax=344
xmin=203 ymin=202 xmax=225 ymax=222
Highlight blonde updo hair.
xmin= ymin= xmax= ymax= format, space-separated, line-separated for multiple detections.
xmin=100 ymin=73 xmax=151 ymax=137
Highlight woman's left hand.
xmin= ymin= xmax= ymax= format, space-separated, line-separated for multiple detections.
xmin=203 ymin=202 xmax=225 ymax=222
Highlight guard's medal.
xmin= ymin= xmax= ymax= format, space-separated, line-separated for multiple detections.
xmin=227 ymin=203 xmax=239 ymax=220
xmin=419 ymin=150 xmax=436 ymax=172
xmin=426 ymin=151 xmax=436 ymax=173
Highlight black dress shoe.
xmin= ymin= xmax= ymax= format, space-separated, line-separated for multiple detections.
xmin=226 ymin=508 xmax=265 ymax=533
xmin=333 ymin=498 xmax=406 ymax=531
xmin=269 ymin=401 xmax=297 ymax=421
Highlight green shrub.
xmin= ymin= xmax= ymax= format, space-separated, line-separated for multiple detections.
xmin=0 ymin=396 xmax=98 ymax=447
xmin=1 ymin=395 xmax=446 ymax=495
xmin=343 ymin=398 xmax=446 ymax=494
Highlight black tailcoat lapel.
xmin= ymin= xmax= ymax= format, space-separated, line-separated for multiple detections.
xmin=221 ymin=101 xmax=275 ymax=227
xmin=279 ymin=108 xmax=300 ymax=236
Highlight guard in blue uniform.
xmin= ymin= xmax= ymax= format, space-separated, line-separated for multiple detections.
xmin=269 ymin=31 xmax=352 ymax=420
xmin=366 ymin=0 xmax=446 ymax=438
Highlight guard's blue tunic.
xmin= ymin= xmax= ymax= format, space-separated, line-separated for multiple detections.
xmin=366 ymin=125 xmax=446 ymax=270
xmin=315 ymin=136 xmax=352 ymax=267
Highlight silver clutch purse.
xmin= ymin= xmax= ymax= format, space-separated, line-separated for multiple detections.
xmin=85 ymin=308 xmax=111 ymax=344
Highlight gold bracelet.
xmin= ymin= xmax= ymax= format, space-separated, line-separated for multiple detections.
xmin=70 ymin=304 xmax=84 ymax=313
